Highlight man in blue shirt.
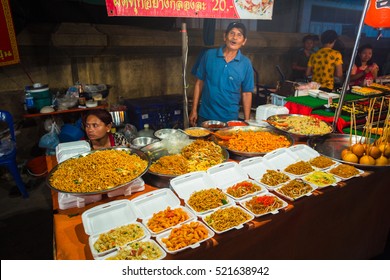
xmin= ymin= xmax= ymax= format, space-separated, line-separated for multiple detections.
xmin=189 ymin=22 xmax=254 ymax=126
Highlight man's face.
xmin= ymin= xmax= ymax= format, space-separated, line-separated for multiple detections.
xmin=224 ymin=27 xmax=247 ymax=51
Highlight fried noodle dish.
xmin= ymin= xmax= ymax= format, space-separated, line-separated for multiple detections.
xmin=226 ymin=180 xmax=262 ymax=198
xmin=284 ymin=161 xmax=314 ymax=175
xmin=309 ymin=155 xmax=335 ymax=168
xmin=106 ymin=241 xmax=164 ymax=260
xmin=187 ymin=188 xmax=228 ymax=213
xmin=245 ymin=195 xmax=285 ymax=215
xmin=49 ymin=150 xmax=148 ymax=193
xmin=329 ymin=164 xmax=360 ymax=178
xmin=271 ymin=115 xmax=332 ymax=135
xmin=277 ymin=179 xmax=313 ymax=199
xmin=260 ymin=169 xmax=290 ymax=186
xmin=149 ymin=139 xmax=224 ymax=175
xmin=220 ymin=131 xmax=291 ymax=153
xmin=205 ymin=207 xmax=252 ymax=232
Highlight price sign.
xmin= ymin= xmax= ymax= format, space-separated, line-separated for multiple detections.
xmin=0 ymin=0 xmax=20 ymax=66
xmin=105 ymin=0 xmax=274 ymax=20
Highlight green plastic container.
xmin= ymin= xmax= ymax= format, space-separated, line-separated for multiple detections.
xmin=28 ymin=84 xmax=52 ymax=111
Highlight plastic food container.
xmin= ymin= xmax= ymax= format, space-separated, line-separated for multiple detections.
xmin=100 ymin=239 xmax=166 ymax=260
xmin=131 ymin=188 xmax=196 ymax=236
xmin=55 ymin=140 xmax=91 ymax=163
xmin=200 ymin=205 xmax=254 ymax=234
xmin=81 ymin=200 xmax=150 ymax=259
xmin=239 ymin=156 xmax=290 ymax=190
xmin=273 ymin=179 xmax=317 ymax=201
xmin=263 ymin=147 xmax=300 ymax=171
xmin=155 ymin=220 xmax=214 ymax=254
xmin=239 ymin=193 xmax=288 ymax=218
xmin=170 ymin=171 xmax=234 ymax=216
xmin=207 ymin=161 xmax=267 ymax=201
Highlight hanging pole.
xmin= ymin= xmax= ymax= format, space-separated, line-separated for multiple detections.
xmin=332 ymin=0 xmax=371 ymax=131
xmin=181 ymin=22 xmax=189 ymax=129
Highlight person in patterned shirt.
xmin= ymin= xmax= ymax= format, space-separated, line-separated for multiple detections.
xmin=306 ymin=30 xmax=343 ymax=92
xmin=83 ymin=109 xmax=129 ymax=150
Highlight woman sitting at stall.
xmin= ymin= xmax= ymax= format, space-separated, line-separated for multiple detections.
xmin=350 ymin=44 xmax=379 ymax=86
xmin=83 ymin=109 xmax=129 ymax=150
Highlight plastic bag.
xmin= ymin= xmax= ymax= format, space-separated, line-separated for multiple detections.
xmin=39 ymin=122 xmax=60 ymax=150
xmin=0 ymin=138 xmax=16 ymax=157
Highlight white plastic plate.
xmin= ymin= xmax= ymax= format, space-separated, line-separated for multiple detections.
xmin=274 ymin=179 xmax=318 ymax=201
xmin=288 ymin=144 xmax=320 ymax=162
xmin=155 ymin=221 xmax=215 ymax=254
xmin=258 ymin=170 xmax=292 ymax=191
xmin=97 ymin=239 xmax=167 ymax=260
xmin=200 ymin=205 xmax=254 ymax=234
xmin=263 ymin=147 xmax=300 ymax=171
xmin=302 ymin=171 xmax=341 ymax=189
xmin=239 ymin=193 xmax=288 ymax=218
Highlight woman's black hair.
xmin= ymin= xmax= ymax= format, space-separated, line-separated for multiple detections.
xmin=356 ymin=44 xmax=374 ymax=67
xmin=83 ymin=109 xmax=112 ymax=126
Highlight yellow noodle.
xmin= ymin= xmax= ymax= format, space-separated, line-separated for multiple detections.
xmin=49 ymin=150 xmax=148 ymax=193
xmin=188 ymin=188 xmax=227 ymax=213
xmin=204 ymin=207 xmax=252 ymax=232
xmin=245 ymin=195 xmax=284 ymax=215
xmin=277 ymin=179 xmax=313 ymax=199
xmin=284 ymin=161 xmax=314 ymax=175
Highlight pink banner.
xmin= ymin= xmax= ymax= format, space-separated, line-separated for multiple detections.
xmin=106 ymin=0 xmax=273 ymax=20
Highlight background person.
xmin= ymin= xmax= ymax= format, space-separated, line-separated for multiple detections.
xmin=83 ymin=109 xmax=129 ymax=150
xmin=189 ymin=22 xmax=254 ymax=126
xmin=350 ymin=44 xmax=379 ymax=86
xmin=306 ymin=30 xmax=343 ymax=92
xmin=291 ymin=34 xmax=315 ymax=82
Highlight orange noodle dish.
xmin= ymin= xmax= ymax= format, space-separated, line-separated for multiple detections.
xmin=244 ymin=195 xmax=285 ymax=215
xmin=49 ymin=149 xmax=148 ymax=193
xmin=149 ymin=139 xmax=224 ymax=175
xmin=226 ymin=181 xmax=262 ymax=198
xmin=219 ymin=131 xmax=291 ymax=153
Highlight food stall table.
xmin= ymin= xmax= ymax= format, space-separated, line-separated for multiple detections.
xmin=47 ymin=155 xmax=390 ymax=260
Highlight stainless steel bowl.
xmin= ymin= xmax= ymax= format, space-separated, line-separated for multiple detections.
xmin=183 ymin=127 xmax=211 ymax=139
xmin=227 ymin=120 xmax=249 ymax=127
xmin=201 ymin=120 xmax=227 ymax=131
xmin=154 ymin=128 xmax=183 ymax=140
xmin=132 ymin=137 xmax=159 ymax=148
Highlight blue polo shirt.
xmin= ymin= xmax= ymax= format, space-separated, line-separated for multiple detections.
xmin=196 ymin=46 xmax=254 ymax=122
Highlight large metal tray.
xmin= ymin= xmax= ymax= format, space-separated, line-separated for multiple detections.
xmin=141 ymin=140 xmax=229 ymax=188
xmin=212 ymin=125 xmax=294 ymax=158
xmin=46 ymin=147 xmax=150 ymax=195
xmin=307 ymin=133 xmax=389 ymax=169
xmin=267 ymin=114 xmax=333 ymax=137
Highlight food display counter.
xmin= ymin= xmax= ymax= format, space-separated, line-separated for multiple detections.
xmin=47 ymin=149 xmax=390 ymax=260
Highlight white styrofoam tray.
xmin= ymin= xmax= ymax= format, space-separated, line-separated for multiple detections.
xmin=239 ymin=156 xmax=290 ymax=190
xmin=200 ymin=205 xmax=254 ymax=234
xmin=81 ymin=199 xmax=150 ymax=258
xmin=326 ymin=163 xmax=365 ymax=181
xmin=155 ymin=221 xmax=215 ymax=254
xmin=170 ymin=171 xmax=234 ymax=216
xmin=302 ymin=171 xmax=341 ymax=189
xmin=288 ymin=144 xmax=320 ymax=161
xmin=263 ymin=147 xmax=300 ymax=170
xmin=97 ymin=239 xmax=167 ymax=260
xmin=131 ymin=188 xmax=196 ymax=236
xmin=283 ymin=160 xmax=316 ymax=178
xmin=56 ymin=140 xmax=91 ymax=163
xmin=239 ymin=193 xmax=289 ymax=218
xmin=207 ymin=161 xmax=267 ymax=200
xmin=273 ymin=179 xmax=318 ymax=201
